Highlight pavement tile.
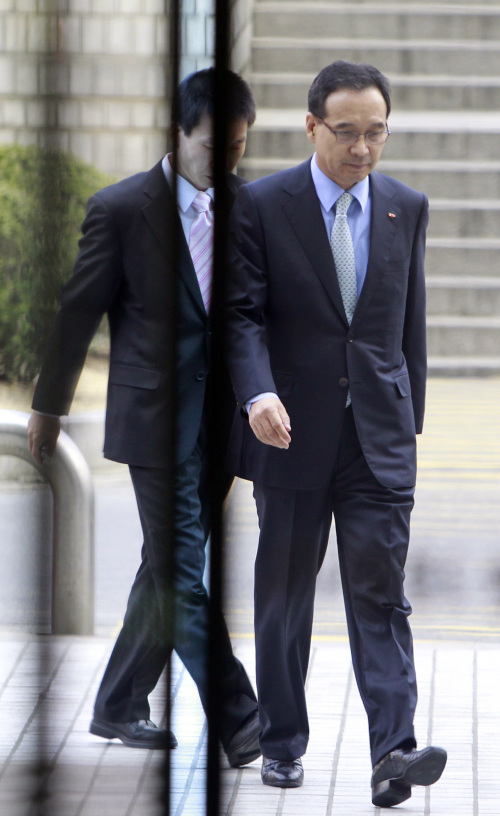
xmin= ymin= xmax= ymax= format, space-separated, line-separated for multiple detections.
xmin=2 ymin=379 xmax=500 ymax=812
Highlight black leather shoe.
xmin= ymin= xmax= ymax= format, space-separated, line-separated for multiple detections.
xmin=261 ymin=756 xmax=304 ymax=788
xmin=90 ymin=717 xmax=178 ymax=750
xmin=371 ymin=746 xmax=447 ymax=807
xmin=225 ymin=711 xmax=261 ymax=768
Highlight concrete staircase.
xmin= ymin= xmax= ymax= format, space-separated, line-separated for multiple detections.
xmin=240 ymin=0 xmax=500 ymax=374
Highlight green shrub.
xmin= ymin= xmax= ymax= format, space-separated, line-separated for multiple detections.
xmin=0 ymin=144 xmax=113 ymax=383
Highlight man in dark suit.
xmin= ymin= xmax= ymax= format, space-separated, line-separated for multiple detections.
xmin=27 ymin=68 xmax=261 ymax=767
xmin=226 ymin=61 xmax=447 ymax=805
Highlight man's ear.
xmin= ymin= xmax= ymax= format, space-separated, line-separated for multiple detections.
xmin=305 ymin=113 xmax=317 ymax=144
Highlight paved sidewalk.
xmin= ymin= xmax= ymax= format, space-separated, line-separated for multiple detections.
xmin=0 ymin=634 xmax=497 ymax=815
xmin=1 ymin=377 xmax=500 ymax=814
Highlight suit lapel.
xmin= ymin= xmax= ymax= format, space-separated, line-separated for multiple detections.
xmin=282 ymin=162 xmax=348 ymax=324
xmin=350 ymin=172 xmax=401 ymax=328
xmin=281 ymin=165 xmax=403 ymax=328
xmin=141 ymin=162 xmax=206 ymax=318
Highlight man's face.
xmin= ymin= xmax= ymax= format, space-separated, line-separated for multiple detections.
xmin=306 ymin=87 xmax=388 ymax=190
xmin=176 ymin=113 xmax=249 ymax=190
xmin=226 ymin=118 xmax=249 ymax=174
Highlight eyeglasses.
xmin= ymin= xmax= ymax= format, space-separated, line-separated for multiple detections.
xmin=318 ymin=118 xmax=391 ymax=145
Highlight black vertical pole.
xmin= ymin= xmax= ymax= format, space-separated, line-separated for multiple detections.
xmin=32 ymin=2 xmax=63 ymax=811
xmin=207 ymin=1 xmax=231 ymax=814
xmin=162 ymin=0 xmax=181 ymax=813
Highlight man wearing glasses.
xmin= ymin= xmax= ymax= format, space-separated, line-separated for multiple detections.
xmin=226 ymin=61 xmax=447 ymax=806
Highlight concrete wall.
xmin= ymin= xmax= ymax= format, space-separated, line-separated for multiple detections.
xmin=230 ymin=0 xmax=253 ymax=75
xmin=0 ymin=0 xmax=254 ymax=179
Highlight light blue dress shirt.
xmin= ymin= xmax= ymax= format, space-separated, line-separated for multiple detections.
xmin=310 ymin=152 xmax=371 ymax=296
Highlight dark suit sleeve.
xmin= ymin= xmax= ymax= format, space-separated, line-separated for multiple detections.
xmin=226 ymin=184 xmax=278 ymax=408
xmin=32 ymin=193 xmax=123 ymax=415
xmin=402 ymin=193 xmax=428 ymax=435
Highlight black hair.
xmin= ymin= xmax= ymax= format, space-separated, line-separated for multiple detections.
xmin=177 ymin=68 xmax=256 ymax=135
xmin=308 ymin=61 xmax=391 ymax=119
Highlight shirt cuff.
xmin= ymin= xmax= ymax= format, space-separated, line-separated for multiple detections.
xmin=245 ymin=392 xmax=279 ymax=414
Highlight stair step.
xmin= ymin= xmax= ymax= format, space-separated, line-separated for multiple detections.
xmin=240 ymin=157 xmax=500 ymax=198
xmin=426 ymin=240 xmax=500 ymax=277
xmin=427 ymin=201 xmax=500 ymax=239
xmin=428 ymin=357 xmax=500 ymax=375
xmin=249 ymin=72 xmax=500 ymax=111
xmin=245 ymin=129 xmax=500 ymax=162
xmin=426 ymin=315 xmax=500 ymax=356
xmin=254 ymin=3 xmax=500 ymax=41
xmin=245 ymin=109 xmax=500 ymax=161
xmin=426 ymin=277 xmax=500 ymax=316
xmin=247 ymin=1 xmax=500 ymax=369
xmin=379 ymin=161 xmax=500 ymax=199
xmin=252 ymin=37 xmax=500 ymax=75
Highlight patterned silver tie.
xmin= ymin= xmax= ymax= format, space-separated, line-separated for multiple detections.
xmin=330 ymin=191 xmax=358 ymax=325
xmin=330 ymin=191 xmax=357 ymax=406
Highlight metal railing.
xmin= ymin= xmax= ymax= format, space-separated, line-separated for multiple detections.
xmin=0 ymin=409 xmax=94 ymax=635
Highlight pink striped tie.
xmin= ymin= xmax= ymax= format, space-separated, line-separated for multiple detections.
xmin=189 ymin=191 xmax=214 ymax=312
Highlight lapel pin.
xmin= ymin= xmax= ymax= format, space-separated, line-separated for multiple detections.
xmin=388 ymin=212 xmax=396 ymax=219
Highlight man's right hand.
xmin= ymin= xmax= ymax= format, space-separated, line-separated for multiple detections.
xmin=248 ymin=397 xmax=291 ymax=449
xmin=27 ymin=413 xmax=61 ymax=465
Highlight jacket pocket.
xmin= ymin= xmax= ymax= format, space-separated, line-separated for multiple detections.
xmin=109 ymin=363 xmax=161 ymax=390
xmin=393 ymin=372 xmax=411 ymax=398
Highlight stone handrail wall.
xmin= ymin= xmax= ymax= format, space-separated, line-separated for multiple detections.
xmin=0 ymin=410 xmax=95 ymax=636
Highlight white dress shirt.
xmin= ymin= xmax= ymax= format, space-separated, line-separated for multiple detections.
xmin=161 ymin=154 xmax=214 ymax=243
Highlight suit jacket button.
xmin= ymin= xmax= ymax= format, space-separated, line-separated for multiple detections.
xmin=347 ymin=336 xmax=354 ymax=343
xmin=339 ymin=377 xmax=349 ymax=388
xmin=196 ymin=371 xmax=205 ymax=381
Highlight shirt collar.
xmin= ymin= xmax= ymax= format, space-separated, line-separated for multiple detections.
xmin=310 ymin=153 xmax=370 ymax=213
xmin=162 ymin=154 xmax=215 ymax=213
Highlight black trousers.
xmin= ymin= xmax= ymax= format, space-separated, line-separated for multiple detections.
xmin=93 ymin=430 xmax=257 ymax=749
xmin=253 ymin=407 xmax=417 ymax=767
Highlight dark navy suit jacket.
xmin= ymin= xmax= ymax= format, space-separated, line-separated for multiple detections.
xmin=33 ymin=161 xmax=242 ymax=468
xmin=226 ymin=159 xmax=428 ymax=490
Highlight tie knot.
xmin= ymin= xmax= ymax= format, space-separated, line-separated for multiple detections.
xmin=192 ymin=191 xmax=212 ymax=214
xmin=335 ymin=191 xmax=353 ymax=217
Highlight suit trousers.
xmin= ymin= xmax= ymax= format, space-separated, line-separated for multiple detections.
xmin=253 ymin=407 xmax=417 ymax=766
xmin=93 ymin=426 xmax=257 ymax=748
